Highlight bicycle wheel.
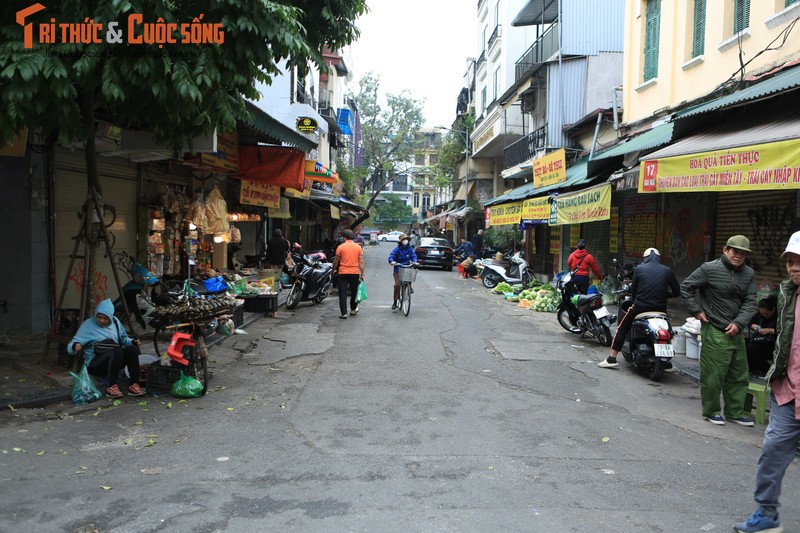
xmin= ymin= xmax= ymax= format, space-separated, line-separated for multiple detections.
xmin=190 ymin=335 xmax=209 ymax=394
xmin=152 ymin=326 xmax=174 ymax=358
xmin=401 ymin=283 xmax=411 ymax=316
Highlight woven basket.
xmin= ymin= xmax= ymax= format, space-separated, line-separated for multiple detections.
xmin=398 ymin=268 xmax=417 ymax=283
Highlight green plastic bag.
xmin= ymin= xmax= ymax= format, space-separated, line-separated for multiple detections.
xmin=171 ymin=371 xmax=204 ymax=398
xmin=69 ymin=365 xmax=102 ymax=405
xmin=355 ymin=281 xmax=368 ymax=303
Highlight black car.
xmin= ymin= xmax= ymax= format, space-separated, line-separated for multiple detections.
xmin=415 ymin=237 xmax=454 ymax=271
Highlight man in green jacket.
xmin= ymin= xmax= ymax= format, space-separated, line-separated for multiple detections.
xmin=680 ymin=235 xmax=757 ymax=426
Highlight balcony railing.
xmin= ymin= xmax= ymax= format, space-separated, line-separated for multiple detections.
xmin=503 ymin=125 xmax=548 ymax=170
xmin=515 ymin=23 xmax=560 ymax=82
xmin=488 ymin=25 xmax=501 ymax=49
xmin=476 ymin=49 xmax=486 ymax=69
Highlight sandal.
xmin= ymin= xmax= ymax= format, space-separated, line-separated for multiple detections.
xmin=106 ymin=384 xmax=124 ymax=399
xmin=128 ymin=383 xmax=145 ymax=397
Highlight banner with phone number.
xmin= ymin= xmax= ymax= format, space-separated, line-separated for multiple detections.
xmin=487 ymin=201 xmax=522 ymax=227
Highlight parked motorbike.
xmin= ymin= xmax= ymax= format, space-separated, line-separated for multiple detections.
xmin=556 ymin=268 xmax=615 ymax=346
xmin=480 ymin=251 xmax=535 ymax=289
xmin=613 ymin=268 xmax=675 ymax=382
xmin=284 ymin=247 xmax=333 ymax=309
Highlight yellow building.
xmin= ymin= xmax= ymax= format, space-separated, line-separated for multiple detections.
xmin=623 ymin=0 xmax=800 ymax=125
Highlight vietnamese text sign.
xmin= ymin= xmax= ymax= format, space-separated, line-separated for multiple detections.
xmin=240 ymin=179 xmax=280 ymax=208
xmin=284 ymin=177 xmax=312 ymax=199
xmin=640 ymin=138 xmax=800 ymax=193
xmin=521 ymin=196 xmax=550 ymax=224
xmin=610 ymin=207 xmax=619 ymax=253
xmin=201 ymin=130 xmax=238 ymax=172
xmin=550 ymin=183 xmax=611 ymax=226
xmin=487 ymin=202 xmax=522 ymax=227
xmin=550 ymin=226 xmax=561 ymax=254
xmin=570 ymin=225 xmax=581 ymax=248
xmin=533 ymin=148 xmax=566 ymax=189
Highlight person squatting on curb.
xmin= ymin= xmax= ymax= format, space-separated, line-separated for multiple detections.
xmin=598 ymin=247 xmax=680 ymax=369
xmin=680 ymin=235 xmax=757 ymax=427
xmin=332 ymin=229 xmax=364 ymax=320
xmin=734 ymin=230 xmax=800 ymax=533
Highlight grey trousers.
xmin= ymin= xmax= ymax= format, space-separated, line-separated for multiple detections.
xmin=754 ymin=394 xmax=800 ymax=509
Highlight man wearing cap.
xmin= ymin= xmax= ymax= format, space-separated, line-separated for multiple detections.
xmin=735 ymin=230 xmax=800 ymax=532
xmin=681 ymin=235 xmax=758 ymax=426
xmin=599 ymin=247 xmax=680 ymax=369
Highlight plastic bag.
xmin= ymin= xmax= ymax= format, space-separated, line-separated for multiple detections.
xmin=171 ymin=371 xmax=204 ymax=398
xmin=203 ymin=276 xmax=227 ymax=293
xmin=356 ymin=281 xmax=368 ymax=303
xmin=69 ymin=365 xmax=102 ymax=405
xmin=215 ymin=318 xmax=234 ymax=336
xmin=205 ymin=186 xmax=230 ymax=233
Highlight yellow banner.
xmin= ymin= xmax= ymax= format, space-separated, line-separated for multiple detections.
xmin=240 ymin=180 xmax=280 ymax=208
xmin=521 ymin=196 xmax=550 ymax=223
xmin=533 ymin=148 xmax=567 ymax=189
xmin=640 ymin=138 xmax=800 ymax=193
xmin=550 ymin=183 xmax=611 ymax=226
xmin=570 ymin=225 xmax=581 ymax=248
xmin=549 ymin=226 xmax=561 ymax=254
xmin=487 ymin=202 xmax=522 ymax=227
xmin=267 ymin=197 xmax=291 ymax=219
xmin=284 ymin=177 xmax=312 ymax=199
xmin=201 ymin=130 xmax=238 ymax=172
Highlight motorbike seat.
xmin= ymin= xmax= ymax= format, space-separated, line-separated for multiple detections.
xmin=634 ymin=311 xmax=668 ymax=320
xmin=576 ymin=294 xmax=600 ymax=306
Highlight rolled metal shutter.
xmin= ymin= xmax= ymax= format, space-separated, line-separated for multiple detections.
xmin=714 ymin=190 xmax=795 ymax=282
xmin=54 ymin=147 xmax=139 ymax=308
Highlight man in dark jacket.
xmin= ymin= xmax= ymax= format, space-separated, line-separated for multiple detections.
xmin=599 ymin=248 xmax=680 ymax=369
xmin=681 ymin=234 xmax=757 ymax=427
xmin=735 ymin=230 xmax=800 ymax=533
xmin=470 ymin=230 xmax=484 ymax=257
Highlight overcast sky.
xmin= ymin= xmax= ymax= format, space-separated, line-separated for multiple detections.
xmin=349 ymin=1 xmax=477 ymax=129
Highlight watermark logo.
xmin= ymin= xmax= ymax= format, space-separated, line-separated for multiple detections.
xmin=15 ymin=3 xmax=224 ymax=49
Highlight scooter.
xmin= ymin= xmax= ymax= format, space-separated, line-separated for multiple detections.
xmin=480 ymin=251 xmax=535 ymax=289
xmin=284 ymin=248 xmax=333 ymax=310
xmin=556 ymin=268 xmax=615 ymax=346
xmin=614 ymin=275 xmax=675 ymax=382
xmin=112 ymin=256 xmax=161 ymax=329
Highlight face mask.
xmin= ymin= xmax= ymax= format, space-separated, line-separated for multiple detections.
xmin=401 ymin=240 xmax=409 ymax=246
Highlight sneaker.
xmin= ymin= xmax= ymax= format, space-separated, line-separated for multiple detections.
xmin=732 ymin=416 xmax=755 ymax=427
xmin=734 ymin=507 xmax=781 ymax=532
xmin=598 ymin=358 xmax=619 ymax=369
xmin=339 ymin=314 xmax=348 ymax=319
xmin=350 ymin=307 xmax=359 ymax=316
xmin=391 ymin=301 xmax=398 ymax=310
xmin=706 ymin=414 xmax=726 ymax=425
xmin=127 ymin=383 xmax=145 ymax=397
xmin=106 ymin=384 xmax=123 ymax=399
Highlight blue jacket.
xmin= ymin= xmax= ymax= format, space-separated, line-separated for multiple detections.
xmin=68 ymin=299 xmax=134 ymax=367
xmin=388 ymin=245 xmax=418 ymax=272
xmin=454 ymin=241 xmax=474 ymax=259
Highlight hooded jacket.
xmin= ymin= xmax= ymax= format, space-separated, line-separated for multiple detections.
xmin=67 ymin=299 xmax=134 ymax=367
xmin=680 ymin=253 xmax=757 ymax=332
xmin=388 ymin=244 xmax=418 ymax=272
xmin=631 ymin=252 xmax=680 ymax=309
xmin=567 ymin=248 xmax=602 ymax=279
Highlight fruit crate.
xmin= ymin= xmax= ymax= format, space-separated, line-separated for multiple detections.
xmin=145 ymin=364 xmax=185 ymax=395
xmin=242 ymin=294 xmax=278 ymax=314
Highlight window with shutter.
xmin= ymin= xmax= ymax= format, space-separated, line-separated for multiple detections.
xmin=692 ymin=0 xmax=706 ymax=57
xmin=643 ymin=0 xmax=661 ymax=81
xmin=734 ymin=0 xmax=750 ymax=33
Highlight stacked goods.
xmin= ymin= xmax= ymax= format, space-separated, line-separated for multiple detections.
xmin=153 ymin=293 xmax=238 ymax=321
xmin=518 ymin=284 xmax=561 ymax=313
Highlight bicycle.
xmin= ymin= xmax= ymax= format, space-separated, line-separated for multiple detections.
xmin=395 ymin=262 xmax=418 ymax=317
xmin=152 ymin=316 xmax=218 ymax=394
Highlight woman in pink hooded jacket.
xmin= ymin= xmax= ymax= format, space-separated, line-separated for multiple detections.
xmin=567 ymin=239 xmax=602 ymax=294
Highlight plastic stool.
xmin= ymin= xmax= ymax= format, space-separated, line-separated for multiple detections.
xmin=167 ymin=332 xmax=196 ymax=365
xmin=744 ymin=381 xmax=770 ymax=425
xmin=456 ymin=264 xmax=467 ymax=279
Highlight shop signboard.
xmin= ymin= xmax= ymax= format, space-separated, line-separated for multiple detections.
xmin=610 ymin=207 xmax=619 ymax=253
xmin=331 ymin=177 xmax=344 ymax=198
xmin=200 ymin=130 xmax=238 ymax=172
xmin=521 ymin=196 xmax=549 ymax=224
xmin=330 ymin=205 xmax=340 ymax=220
xmin=533 ymin=148 xmax=566 ymax=189
xmin=549 ymin=226 xmax=561 ymax=254
xmin=239 ymin=179 xmax=280 ymax=208
xmin=570 ymin=225 xmax=581 ymax=248
xmin=487 ymin=201 xmax=522 ymax=227
xmin=549 ymin=183 xmax=611 ymax=226
xmin=284 ymin=177 xmax=312 ymax=199
xmin=267 ymin=197 xmax=291 ymax=219
xmin=639 ymin=138 xmax=800 ymax=193
xmin=296 ymin=117 xmax=318 ymax=133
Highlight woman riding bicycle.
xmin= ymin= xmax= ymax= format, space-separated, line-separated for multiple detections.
xmin=388 ymin=234 xmax=418 ymax=310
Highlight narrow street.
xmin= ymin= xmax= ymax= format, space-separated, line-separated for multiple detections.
xmin=1 ymin=244 xmax=797 ymax=533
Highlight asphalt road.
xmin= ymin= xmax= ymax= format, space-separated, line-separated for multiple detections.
xmin=1 ymin=243 xmax=797 ymax=532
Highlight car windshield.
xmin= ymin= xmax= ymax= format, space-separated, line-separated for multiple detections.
xmin=421 ymin=238 xmax=449 ymax=247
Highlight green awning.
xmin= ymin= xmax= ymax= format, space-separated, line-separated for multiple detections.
xmin=677 ymin=64 xmax=800 ymax=119
xmin=484 ymin=156 xmax=591 ymax=206
xmin=241 ymin=102 xmax=316 ymax=152
xmin=589 ymin=122 xmax=675 ymax=162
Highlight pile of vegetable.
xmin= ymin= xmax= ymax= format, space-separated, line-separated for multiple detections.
xmin=492 ymin=282 xmax=515 ymax=294
xmin=518 ymin=284 xmax=561 ymax=313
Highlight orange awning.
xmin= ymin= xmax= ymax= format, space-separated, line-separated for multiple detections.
xmin=236 ymin=146 xmax=305 ymax=190
xmin=305 ymin=160 xmax=339 ymax=184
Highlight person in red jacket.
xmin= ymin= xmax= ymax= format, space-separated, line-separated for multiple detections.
xmin=567 ymin=239 xmax=602 ymax=294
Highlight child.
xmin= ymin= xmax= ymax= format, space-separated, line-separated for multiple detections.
xmin=746 ymin=296 xmax=777 ymax=376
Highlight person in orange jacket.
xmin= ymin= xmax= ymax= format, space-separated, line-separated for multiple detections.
xmin=567 ymin=239 xmax=602 ymax=294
